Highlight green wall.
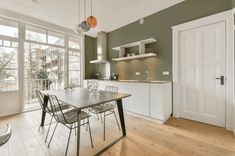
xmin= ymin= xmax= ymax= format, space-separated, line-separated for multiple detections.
xmin=85 ymin=0 xmax=233 ymax=80
xmin=84 ymin=35 xmax=96 ymax=79
xmin=232 ymin=0 xmax=235 ymax=7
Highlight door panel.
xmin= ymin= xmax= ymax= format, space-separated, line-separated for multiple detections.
xmin=179 ymin=22 xmax=226 ymax=127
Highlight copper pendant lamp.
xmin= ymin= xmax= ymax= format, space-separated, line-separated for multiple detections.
xmin=87 ymin=0 xmax=97 ymax=28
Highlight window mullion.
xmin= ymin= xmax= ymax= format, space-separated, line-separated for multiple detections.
xmin=64 ymin=34 xmax=69 ymax=88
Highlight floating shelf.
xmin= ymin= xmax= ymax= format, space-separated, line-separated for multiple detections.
xmin=112 ymin=53 xmax=157 ymax=61
xmin=112 ymin=38 xmax=157 ymax=61
xmin=112 ymin=38 xmax=157 ymax=51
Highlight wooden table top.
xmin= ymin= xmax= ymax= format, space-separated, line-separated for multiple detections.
xmin=42 ymin=87 xmax=131 ymax=110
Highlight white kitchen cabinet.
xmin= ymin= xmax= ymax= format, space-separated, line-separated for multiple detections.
xmin=83 ymin=80 xmax=172 ymax=123
xmin=118 ymin=82 xmax=150 ymax=116
xmin=150 ymin=83 xmax=172 ymax=122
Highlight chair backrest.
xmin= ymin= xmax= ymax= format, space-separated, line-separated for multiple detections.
xmin=105 ymin=86 xmax=118 ymax=107
xmin=105 ymin=86 xmax=118 ymax=93
xmin=48 ymin=95 xmax=69 ymax=124
xmin=87 ymin=80 xmax=99 ymax=92
xmin=0 ymin=124 xmax=12 ymax=146
xmin=36 ymin=90 xmax=45 ymax=110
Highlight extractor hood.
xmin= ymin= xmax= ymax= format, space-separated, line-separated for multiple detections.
xmin=90 ymin=32 xmax=109 ymax=64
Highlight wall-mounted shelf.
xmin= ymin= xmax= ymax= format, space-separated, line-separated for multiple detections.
xmin=112 ymin=38 xmax=157 ymax=51
xmin=112 ymin=53 xmax=157 ymax=61
xmin=112 ymin=38 xmax=157 ymax=61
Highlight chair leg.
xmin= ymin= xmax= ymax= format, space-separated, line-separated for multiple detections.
xmin=103 ymin=112 xmax=106 ymax=141
xmin=45 ymin=116 xmax=53 ymax=143
xmin=38 ymin=124 xmax=41 ymax=132
xmin=113 ymin=109 xmax=121 ymax=130
xmin=65 ymin=125 xmax=73 ymax=156
xmin=87 ymin=119 xmax=94 ymax=148
xmin=86 ymin=118 xmax=89 ymax=131
xmin=74 ymin=123 xmax=77 ymax=136
xmin=100 ymin=113 xmax=103 ymax=123
xmin=48 ymin=122 xmax=58 ymax=148
xmin=96 ymin=114 xmax=100 ymax=120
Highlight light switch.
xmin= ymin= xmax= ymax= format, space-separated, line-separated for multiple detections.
xmin=136 ymin=72 xmax=141 ymax=76
xmin=163 ymin=71 xmax=170 ymax=76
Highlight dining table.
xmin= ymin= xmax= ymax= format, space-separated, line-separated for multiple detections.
xmin=41 ymin=87 xmax=131 ymax=156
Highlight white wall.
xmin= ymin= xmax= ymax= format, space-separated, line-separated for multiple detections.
xmin=0 ymin=91 xmax=21 ymax=117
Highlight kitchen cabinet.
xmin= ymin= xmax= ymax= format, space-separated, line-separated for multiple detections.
xmin=83 ymin=80 xmax=172 ymax=123
xmin=150 ymin=83 xmax=172 ymax=122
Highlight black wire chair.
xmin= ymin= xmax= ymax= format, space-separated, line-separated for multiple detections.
xmin=89 ymin=86 xmax=120 ymax=140
xmin=47 ymin=95 xmax=93 ymax=156
xmin=0 ymin=124 xmax=12 ymax=147
xmin=36 ymin=90 xmax=70 ymax=143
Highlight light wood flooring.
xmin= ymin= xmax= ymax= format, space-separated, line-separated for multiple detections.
xmin=0 ymin=110 xmax=235 ymax=156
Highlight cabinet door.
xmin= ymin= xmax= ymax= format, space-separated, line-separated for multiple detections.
xmin=150 ymin=84 xmax=164 ymax=120
xmin=119 ymin=83 xmax=150 ymax=116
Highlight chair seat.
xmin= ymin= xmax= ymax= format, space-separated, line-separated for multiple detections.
xmin=57 ymin=109 xmax=90 ymax=124
xmin=91 ymin=103 xmax=114 ymax=114
xmin=0 ymin=124 xmax=12 ymax=146
xmin=47 ymin=103 xmax=70 ymax=113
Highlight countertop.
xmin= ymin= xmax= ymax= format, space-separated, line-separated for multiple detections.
xmin=85 ymin=79 xmax=171 ymax=84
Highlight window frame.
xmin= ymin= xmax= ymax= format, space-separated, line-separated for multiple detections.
xmin=0 ymin=18 xmax=20 ymax=92
xmin=0 ymin=17 xmax=83 ymax=93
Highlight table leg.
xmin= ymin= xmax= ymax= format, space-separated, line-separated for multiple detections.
xmin=40 ymin=95 xmax=49 ymax=127
xmin=116 ymin=99 xmax=126 ymax=136
xmin=77 ymin=109 xmax=81 ymax=156
xmin=95 ymin=99 xmax=126 ymax=156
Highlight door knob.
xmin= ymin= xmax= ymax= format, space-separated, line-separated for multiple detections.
xmin=216 ymin=76 xmax=224 ymax=85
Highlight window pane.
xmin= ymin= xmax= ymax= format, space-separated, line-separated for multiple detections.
xmin=0 ymin=46 xmax=18 ymax=69
xmin=3 ymin=40 xmax=11 ymax=47
xmin=68 ymin=36 xmax=81 ymax=49
xmin=0 ymin=70 xmax=18 ymax=91
xmin=0 ymin=18 xmax=18 ymax=37
xmin=24 ymin=43 xmax=65 ymax=97
xmin=26 ymin=25 xmax=46 ymax=43
xmin=69 ymin=51 xmax=80 ymax=86
xmin=48 ymin=31 xmax=64 ymax=46
xmin=12 ymin=42 xmax=18 ymax=48
xmin=69 ymin=70 xmax=80 ymax=86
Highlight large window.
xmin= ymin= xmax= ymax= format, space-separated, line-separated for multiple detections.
xmin=0 ymin=18 xmax=82 ymax=97
xmin=24 ymin=24 xmax=82 ymax=104
xmin=0 ymin=18 xmax=19 ymax=91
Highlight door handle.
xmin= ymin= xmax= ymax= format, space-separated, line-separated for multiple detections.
xmin=216 ymin=76 xmax=224 ymax=85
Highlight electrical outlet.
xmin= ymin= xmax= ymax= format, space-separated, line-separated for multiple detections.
xmin=135 ymin=72 xmax=141 ymax=76
xmin=163 ymin=71 xmax=170 ymax=76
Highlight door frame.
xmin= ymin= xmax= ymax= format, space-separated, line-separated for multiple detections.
xmin=172 ymin=10 xmax=234 ymax=131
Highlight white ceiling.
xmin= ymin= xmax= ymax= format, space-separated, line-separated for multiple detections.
xmin=0 ymin=0 xmax=184 ymax=37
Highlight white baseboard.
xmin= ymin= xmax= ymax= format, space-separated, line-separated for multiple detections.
xmin=124 ymin=110 xmax=167 ymax=124
xmin=0 ymin=110 xmax=21 ymax=117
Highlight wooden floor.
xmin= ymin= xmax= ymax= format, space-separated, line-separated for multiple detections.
xmin=0 ymin=110 xmax=235 ymax=156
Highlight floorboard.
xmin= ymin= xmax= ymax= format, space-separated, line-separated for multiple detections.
xmin=0 ymin=110 xmax=235 ymax=156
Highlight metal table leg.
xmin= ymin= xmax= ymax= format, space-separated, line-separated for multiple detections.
xmin=77 ymin=109 xmax=81 ymax=156
xmin=116 ymin=99 xmax=126 ymax=136
xmin=94 ymin=99 xmax=126 ymax=156
xmin=40 ymin=95 xmax=49 ymax=127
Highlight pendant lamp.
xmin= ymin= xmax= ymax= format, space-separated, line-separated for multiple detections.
xmin=87 ymin=0 xmax=97 ymax=28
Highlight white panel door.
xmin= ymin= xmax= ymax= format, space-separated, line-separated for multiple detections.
xmin=179 ymin=21 xmax=226 ymax=127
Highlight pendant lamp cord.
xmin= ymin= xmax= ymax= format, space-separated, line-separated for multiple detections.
xmin=78 ymin=0 xmax=80 ymax=24
xmin=84 ymin=0 xmax=86 ymax=20
xmin=91 ymin=0 xmax=93 ymax=16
